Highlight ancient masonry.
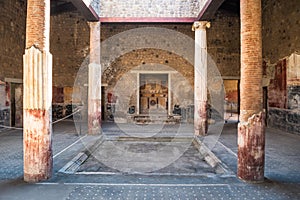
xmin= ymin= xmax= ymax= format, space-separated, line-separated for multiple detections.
xmin=23 ymin=0 xmax=53 ymax=182
xmin=237 ymin=0 xmax=265 ymax=182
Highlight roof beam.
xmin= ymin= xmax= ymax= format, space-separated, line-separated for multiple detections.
xmin=69 ymin=0 xmax=99 ymax=21
xmin=197 ymin=0 xmax=225 ymax=20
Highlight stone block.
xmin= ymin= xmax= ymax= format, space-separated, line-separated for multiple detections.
xmin=287 ymin=112 xmax=300 ymax=124
xmin=52 ymin=104 xmax=64 ymax=121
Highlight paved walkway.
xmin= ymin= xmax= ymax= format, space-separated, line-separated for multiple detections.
xmin=0 ymin=121 xmax=299 ymax=199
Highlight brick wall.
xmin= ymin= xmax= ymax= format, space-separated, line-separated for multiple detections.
xmin=0 ymin=0 xmax=26 ymax=127
xmin=207 ymin=10 xmax=240 ymax=77
xmin=102 ymin=49 xmax=194 ymax=121
xmin=101 ymin=10 xmax=241 ymax=77
xmin=50 ymin=12 xmax=90 ymax=120
xmin=0 ymin=0 xmax=90 ymax=123
xmin=0 ymin=2 xmax=89 ymax=88
xmin=0 ymin=0 xmax=26 ymax=81
xmin=0 ymin=2 xmax=240 ymax=123
xmin=100 ymin=11 xmax=240 ymax=121
xmin=262 ymin=0 xmax=300 ymax=64
xmin=0 ymin=5 xmax=240 ymax=92
xmin=102 ymin=48 xmax=194 ymax=86
xmin=50 ymin=12 xmax=90 ymax=87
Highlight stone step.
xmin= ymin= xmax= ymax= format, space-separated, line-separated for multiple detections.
xmin=133 ymin=115 xmax=181 ymax=124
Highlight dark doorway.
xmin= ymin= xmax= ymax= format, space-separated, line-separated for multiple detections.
xmin=10 ymin=83 xmax=23 ymax=127
xmin=263 ymin=87 xmax=268 ymax=125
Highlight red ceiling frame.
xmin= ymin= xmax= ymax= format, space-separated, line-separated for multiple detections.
xmin=100 ymin=17 xmax=198 ymax=23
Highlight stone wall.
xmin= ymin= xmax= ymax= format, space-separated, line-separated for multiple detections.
xmin=100 ymin=10 xmax=239 ymax=122
xmin=0 ymin=0 xmax=26 ymax=81
xmin=268 ymin=108 xmax=300 ymax=134
xmin=0 ymin=0 xmax=26 ymax=127
xmin=50 ymin=12 xmax=90 ymax=87
xmin=0 ymin=2 xmax=240 ymax=124
xmin=262 ymin=0 xmax=300 ymax=134
xmin=101 ymin=9 xmax=241 ymax=78
xmin=0 ymin=0 xmax=90 ymax=124
xmin=265 ymin=54 xmax=300 ymax=134
xmin=262 ymin=0 xmax=300 ymax=64
xmin=50 ymin=12 xmax=90 ymax=121
xmin=102 ymin=49 xmax=194 ymax=121
xmin=207 ymin=10 xmax=240 ymax=77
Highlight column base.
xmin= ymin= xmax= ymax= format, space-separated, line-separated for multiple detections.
xmin=238 ymin=112 xmax=265 ymax=182
xmin=23 ymin=109 xmax=52 ymax=183
xmin=24 ymin=173 xmax=51 ymax=183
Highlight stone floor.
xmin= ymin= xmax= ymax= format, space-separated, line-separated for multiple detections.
xmin=77 ymin=140 xmax=216 ymax=175
xmin=0 ymin=121 xmax=299 ymax=199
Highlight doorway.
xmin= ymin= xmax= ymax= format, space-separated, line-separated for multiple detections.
xmin=223 ymin=79 xmax=239 ymax=123
xmin=139 ymin=74 xmax=168 ymax=115
xmin=10 ymin=82 xmax=23 ymax=127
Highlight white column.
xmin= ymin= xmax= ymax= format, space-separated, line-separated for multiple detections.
xmin=88 ymin=21 xmax=101 ymax=134
xmin=168 ymin=73 xmax=171 ymax=115
xmin=136 ymin=72 xmax=140 ymax=115
xmin=23 ymin=0 xmax=52 ymax=182
xmin=192 ymin=21 xmax=210 ymax=136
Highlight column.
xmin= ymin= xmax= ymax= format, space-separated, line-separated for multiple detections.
xmin=136 ymin=72 xmax=140 ymax=115
xmin=238 ymin=0 xmax=265 ymax=182
xmin=23 ymin=0 xmax=52 ymax=182
xmin=192 ymin=21 xmax=210 ymax=136
xmin=168 ymin=73 xmax=171 ymax=115
xmin=88 ymin=22 xmax=101 ymax=134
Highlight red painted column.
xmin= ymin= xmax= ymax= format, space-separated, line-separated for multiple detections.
xmin=23 ymin=0 xmax=52 ymax=182
xmin=238 ymin=0 xmax=265 ymax=182
xmin=192 ymin=21 xmax=210 ymax=136
xmin=88 ymin=22 xmax=101 ymax=134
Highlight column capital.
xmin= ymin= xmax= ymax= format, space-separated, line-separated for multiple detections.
xmin=88 ymin=21 xmax=101 ymax=28
xmin=192 ymin=21 xmax=211 ymax=31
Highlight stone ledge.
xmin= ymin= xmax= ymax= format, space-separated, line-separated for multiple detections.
xmin=268 ymin=107 xmax=300 ymax=135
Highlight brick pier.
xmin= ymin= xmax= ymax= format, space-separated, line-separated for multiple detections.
xmin=238 ymin=0 xmax=265 ymax=182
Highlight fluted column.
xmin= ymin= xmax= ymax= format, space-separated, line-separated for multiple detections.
xmin=238 ymin=0 xmax=265 ymax=182
xmin=23 ymin=0 xmax=52 ymax=182
xmin=192 ymin=21 xmax=210 ymax=136
xmin=88 ymin=21 xmax=101 ymax=134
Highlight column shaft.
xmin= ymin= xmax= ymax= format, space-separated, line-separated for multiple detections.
xmin=193 ymin=21 xmax=210 ymax=136
xmin=88 ymin=22 xmax=101 ymax=134
xmin=23 ymin=0 xmax=52 ymax=182
xmin=238 ymin=0 xmax=265 ymax=182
